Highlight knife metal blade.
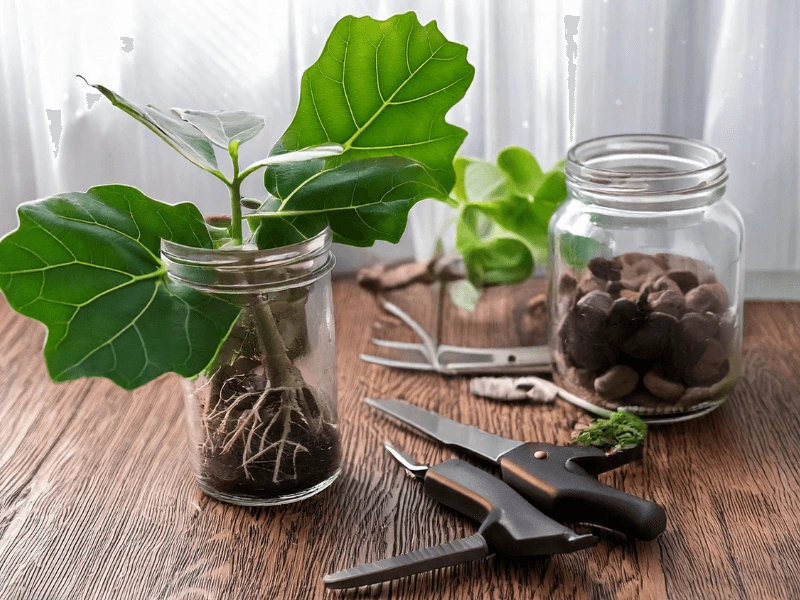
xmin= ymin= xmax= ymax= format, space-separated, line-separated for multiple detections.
xmin=364 ymin=398 xmax=522 ymax=462
xmin=323 ymin=533 xmax=490 ymax=589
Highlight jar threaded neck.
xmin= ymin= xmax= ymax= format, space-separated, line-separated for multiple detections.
xmin=565 ymin=134 xmax=728 ymax=210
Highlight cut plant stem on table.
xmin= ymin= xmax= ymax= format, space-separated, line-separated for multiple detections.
xmin=0 ymin=11 xmax=475 ymax=505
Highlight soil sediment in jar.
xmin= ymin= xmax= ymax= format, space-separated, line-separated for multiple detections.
xmin=554 ymin=252 xmax=738 ymax=411
xmin=193 ymin=300 xmax=341 ymax=500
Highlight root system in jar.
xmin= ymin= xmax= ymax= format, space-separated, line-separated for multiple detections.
xmin=191 ymin=296 xmax=341 ymax=500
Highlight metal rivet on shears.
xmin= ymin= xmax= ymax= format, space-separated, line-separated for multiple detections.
xmin=534 ymin=450 xmax=548 ymax=459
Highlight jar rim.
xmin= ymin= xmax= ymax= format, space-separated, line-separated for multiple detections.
xmin=566 ymin=134 xmax=728 ymax=209
xmin=162 ymin=226 xmax=331 ymax=265
xmin=161 ymin=227 xmax=334 ymax=294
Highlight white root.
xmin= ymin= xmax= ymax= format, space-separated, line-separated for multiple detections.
xmin=197 ymin=296 xmax=336 ymax=484
xmin=202 ymin=382 xmax=331 ymax=482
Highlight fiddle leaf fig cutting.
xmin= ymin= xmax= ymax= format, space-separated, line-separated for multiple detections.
xmin=451 ymin=147 xmax=567 ymax=287
xmin=253 ymin=12 xmax=475 ymax=247
xmin=0 ymin=11 xmax=474 ymax=393
xmin=0 ymin=186 xmax=240 ymax=389
xmin=0 ymin=11 xmax=475 ymax=497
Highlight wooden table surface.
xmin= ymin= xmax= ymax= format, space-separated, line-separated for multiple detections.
xmin=1 ymin=277 xmax=799 ymax=600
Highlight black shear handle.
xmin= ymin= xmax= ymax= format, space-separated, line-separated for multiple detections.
xmin=499 ymin=443 xmax=667 ymax=541
xmin=423 ymin=459 xmax=595 ymax=556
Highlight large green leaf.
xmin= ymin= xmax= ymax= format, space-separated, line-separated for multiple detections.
xmin=251 ymin=157 xmax=445 ymax=247
xmin=452 ymin=147 xmax=567 ymax=286
xmin=172 ymin=109 xmax=265 ymax=152
xmin=0 ymin=185 xmax=240 ymax=390
xmin=80 ymin=77 xmax=222 ymax=177
xmin=256 ymin=12 xmax=474 ymax=248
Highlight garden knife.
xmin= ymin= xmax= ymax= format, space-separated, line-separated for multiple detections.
xmin=365 ymin=398 xmax=667 ymax=540
xmin=323 ymin=446 xmax=595 ymax=590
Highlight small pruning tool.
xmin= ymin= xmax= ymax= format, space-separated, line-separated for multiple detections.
xmin=364 ymin=398 xmax=667 ymax=540
xmin=323 ymin=445 xmax=596 ymax=590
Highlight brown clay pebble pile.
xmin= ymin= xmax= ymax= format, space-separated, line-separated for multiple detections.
xmin=555 ymin=253 xmax=736 ymax=410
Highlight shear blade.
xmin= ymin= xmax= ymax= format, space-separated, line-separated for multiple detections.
xmin=365 ymin=398 xmax=522 ymax=462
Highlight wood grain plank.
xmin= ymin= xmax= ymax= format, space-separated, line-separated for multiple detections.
xmin=0 ymin=280 xmax=797 ymax=599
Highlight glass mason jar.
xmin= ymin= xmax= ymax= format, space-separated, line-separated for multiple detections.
xmin=548 ymin=134 xmax=744 ymax=422
xmin=161 ymin=229 xmax=341 ymax=505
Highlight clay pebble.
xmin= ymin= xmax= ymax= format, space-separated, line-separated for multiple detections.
xmin=670 ymin=311 xmax=719 ymax=372
xmin=595 ymin=365 xmax=639 ymax=399
xmin=577 ymin=271 xmax=606 ymax=299
xmin=684 ymin=339 xmax=729 ymax=387
xmin=685 ymin=282 xmax=729 ymax=315
xmin=619 ymin=253 xmax=667 ymax=290
xmin=643 ymin=371 xmax=686 ymax=401
xmin=577 ymin=290 xmax=614 ymax=313
xmin=665 ymin=269 xmax=700 ymax=294
xmin=649 ymin=275 xmax=683 ymax=295
xmin=559 ymin=304 xmax=617 ymax=371
xmin=622 ymin=312 xmax=678 ymax=360
xmin=651 ymin=289 xmax=685 ymax=318
xmin=588 ymin=257 xmax=622 ymax=281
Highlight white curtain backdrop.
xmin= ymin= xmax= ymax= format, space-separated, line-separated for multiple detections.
xmin=2 ymin=0 xmax=798 ymax=297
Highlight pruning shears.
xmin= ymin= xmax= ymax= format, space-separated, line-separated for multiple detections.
xmin=323 ymin=398 xmax=666 ymax=590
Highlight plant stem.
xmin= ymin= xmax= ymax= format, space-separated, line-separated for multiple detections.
xmin=229 ymin=184 xmax=243 ymax=246
xmin=249 ymin=297 xmax=300 ymax=388
xmin=229 ymin=145 xmax=244 ymax=246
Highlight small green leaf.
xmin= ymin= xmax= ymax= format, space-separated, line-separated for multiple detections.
xmin=0 ymin=185 xmax=240 ymax=390
xmin=573 ymin=411 xmax=647 ymax=452
xmin=80 ymin=77 xmax=222 ymax=177
xmin=558 ymin=232 xmax=604 ymax=269
xmin=252 ymin=157 xmax=446 ymax=248
xmin=448 ymin=279 xmax=482 ymax=311
xmin=257 ymin=12 xmax=474 ymax=249
xmin=451 ymin=147 xmax=568 ymax=286
xmin=471 ymin=194 xmax=542 ymax=246
xmin=449 ymin=156 xmax=473 ymax=203
xmin=173 ymin=109 xmax=265 ymax=151
xmin=496 ymin=146 xmax=544 ymax=197
xmin=240 ymin=198 xmax=262 ymax=210
xmin=534 ymin=168 xmax=567 ymax=204
xmin=206 ymin=223 xmax=233 ymax=249
xmin=241 ymin=143 xmax=344 ymax=176
xmin=461 ymin=159 xmax=508 ymax=203
xmin=456 ymin=205 xmax=534 ymax=286
xmin=462 ymin=238 xmax=534 ymax=287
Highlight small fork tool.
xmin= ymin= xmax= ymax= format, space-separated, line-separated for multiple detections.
xmin=323 ymin=444 xmax=595 ymax=590
xmin=361 ymin=299 xmax=552 ymax=374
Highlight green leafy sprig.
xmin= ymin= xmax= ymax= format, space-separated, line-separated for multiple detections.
xmin=449 ymin=147 xmax=567 ymax=288
xmin=573 ymin=411 xmax=648 ymax=452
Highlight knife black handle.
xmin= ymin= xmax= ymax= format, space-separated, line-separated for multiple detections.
xmin=423 ymin=459 xmax=595 ymax=556
xmin=498 ymin=443 xmax=666 ymax=540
